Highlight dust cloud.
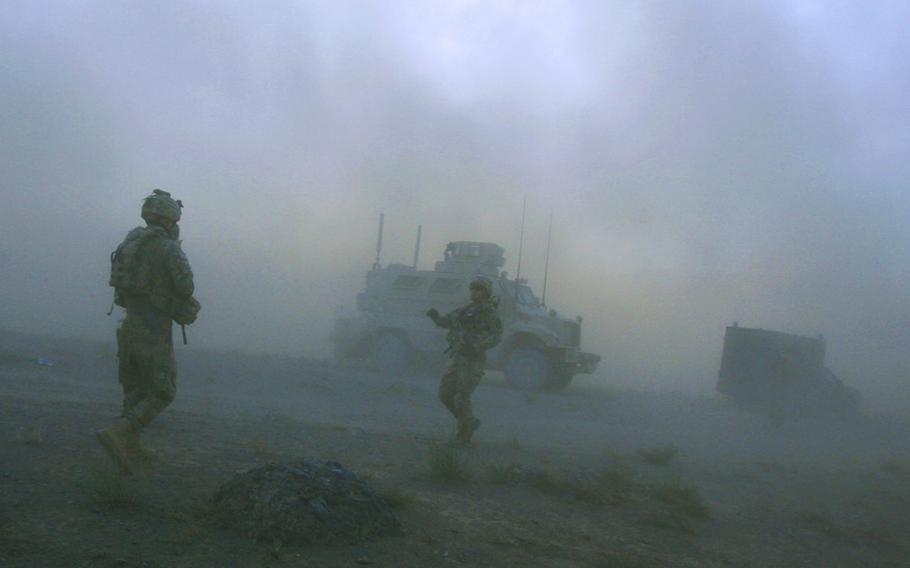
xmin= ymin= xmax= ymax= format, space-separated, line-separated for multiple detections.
xmin=1 ymin=1 xmax=908 ymax=410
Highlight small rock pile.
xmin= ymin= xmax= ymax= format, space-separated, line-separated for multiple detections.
xmin=213 ymin=460 xmax=401 ymax=545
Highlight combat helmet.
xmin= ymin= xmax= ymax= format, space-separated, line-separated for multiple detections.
xmin=141 ymin=189 xmax=182 ymax=223
xmin=469 ymin=275 xmax=493 ymax=297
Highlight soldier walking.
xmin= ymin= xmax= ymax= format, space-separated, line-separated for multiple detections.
xmin=426 ymin=276 xmax=502 ymax=445
xmin=97 ymin=189 xmax=200 ymax=474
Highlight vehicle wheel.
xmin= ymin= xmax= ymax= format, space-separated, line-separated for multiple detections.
xmin=504 ymin=347 xmax=552 ymax=390
xmin=369 ymin=333 xmax=412 ymax=375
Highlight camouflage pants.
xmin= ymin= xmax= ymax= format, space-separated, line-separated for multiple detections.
xmin=116 ymin=323 xmax=177 ymax=432
xmin=438 ymin=355 xmax=485 ymax=425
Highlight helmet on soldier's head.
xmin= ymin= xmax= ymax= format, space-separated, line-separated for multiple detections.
xmin=470 ymin=276 xmax=493 ymax=297
xmin=141 ymin=189 xmax=183 ymax=223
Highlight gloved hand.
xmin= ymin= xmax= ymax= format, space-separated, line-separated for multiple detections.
xmin=426 ymin=308 xmax=439 ymax=319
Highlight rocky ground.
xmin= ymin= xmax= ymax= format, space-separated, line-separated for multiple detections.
xmin=1 ymin=329 xmax=909 ymax=567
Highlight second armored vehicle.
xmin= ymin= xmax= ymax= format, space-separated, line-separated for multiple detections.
xmin=717 ymin=323 xmax=861 ymax=418
xmin=332 ymin=240 xmax=600 ymax=390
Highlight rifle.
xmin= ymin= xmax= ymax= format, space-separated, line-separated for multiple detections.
xmin=444 ymin=329 xmax=464 ymax=357
xmin=181 ymin=324 xmax=188 ymax=345
xmin=444 ymin=328 xmax=476 ymax=358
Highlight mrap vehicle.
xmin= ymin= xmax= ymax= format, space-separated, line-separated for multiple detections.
xmin=717 ymin=324 xmax=860 ymax=418
xmin=332 ymin=238 xmax=600 ymax=390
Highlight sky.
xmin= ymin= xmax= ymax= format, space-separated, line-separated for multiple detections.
xmin=1 ymin=1 xmax=908 ymax=408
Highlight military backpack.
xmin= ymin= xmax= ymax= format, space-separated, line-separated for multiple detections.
xmin=109 ymin=227 xmax=158 ymax=296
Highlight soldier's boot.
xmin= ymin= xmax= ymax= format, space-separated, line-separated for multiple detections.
xmin=96 ymin=419 xmax=135 ymax=475
xmin=455 ymin=417 xmax=481 ymax=446
xmin=124 ymin=431 xmax=160 ymax=463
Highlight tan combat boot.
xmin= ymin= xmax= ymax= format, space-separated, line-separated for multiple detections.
xmin=125 ymin=432 xmax=160 ymax=463
xmin=96 ymin=419 xmax=135 ymax=475
xmin=455 ymin=417 xmax=481 ymax=447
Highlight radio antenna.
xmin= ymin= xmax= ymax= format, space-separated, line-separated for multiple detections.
xmin=541 ymin=209 xmax=553 ymax=306
xmin=373 ymin=213 xmax=384 ymax=270
xmin=514 ymin=197 xmax=527 ymax=300
xmin=412 ymin=225 xmax=422 ymax=269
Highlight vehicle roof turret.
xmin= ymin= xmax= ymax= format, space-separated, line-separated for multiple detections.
xmin=434 ymin=241 xmax=505 ymax=277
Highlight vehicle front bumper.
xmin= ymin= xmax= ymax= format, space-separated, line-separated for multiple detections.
xmin=560 ymin=348 xmax=601 ymax=374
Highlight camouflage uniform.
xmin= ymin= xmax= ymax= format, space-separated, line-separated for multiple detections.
xmin=114 ymin=224 xmax=194 ymax=431
xmin=428 ymin=287 xmax=502 ymax=444
xmin=98 ymin=189 xmax=198 ymax=473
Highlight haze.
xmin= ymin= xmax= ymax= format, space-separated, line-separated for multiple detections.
xmin=1 ymin=1 xmax=908 ymax=410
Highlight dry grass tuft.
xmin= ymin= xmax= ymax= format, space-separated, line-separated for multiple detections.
xmin=244 ymin=439 xmax=274 ymax=458
xmin=0 ymin=351 xmax=32 ymax=365
xmin=487 ymin=462 xmax=575 ymax=495
xmin=428 ymin=443 xmax=470 ymax=483
xmin=377 ymin=487 xmax=417 ymax=509
xmin=87 ymin=467 xmax=143 ymax=511
xmin=525 ymin=469 xmax=572 ymax=495
xmin=600 ymin=551 xmax=655 ymax=568
xmin=881 ymin=460 xmax=906 ymax=475
xmin=641 ymin=510 xmax=696 ymax=534
xmin=488 ymin=462 xmax=524 ymax=485
xmin=637 ymin=445 xmax=678 ymax=466
xmin=20 ymin=424 xmax=46 ymax=446
xmin=575 ymin=464 xmax=640 ymax=506
xmin=156 ymin=498 xmax=216 ymax=544
xmin=652 ymin=479 xmax=710 ymax=519
xmin=798 ymin=510 xmax=848 ymax=541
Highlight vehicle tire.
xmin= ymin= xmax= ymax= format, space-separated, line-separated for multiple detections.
xmin=504 ymin=347 xmax=552 ymax=390
xmin=369 ymin=333 xmax=412 ymax=375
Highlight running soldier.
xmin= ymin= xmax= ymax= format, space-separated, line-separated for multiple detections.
xmin=426 ymin=276 xmax=502 ymax=445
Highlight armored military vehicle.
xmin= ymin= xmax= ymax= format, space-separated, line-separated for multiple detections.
xmin=332 ymin=240 xmax=600 ymax=390
xmin=717 ymin=323 xmax=860 ymax=418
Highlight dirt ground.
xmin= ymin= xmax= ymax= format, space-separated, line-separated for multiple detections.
xmin=1 ymin=329 xmax=908 ymax=567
